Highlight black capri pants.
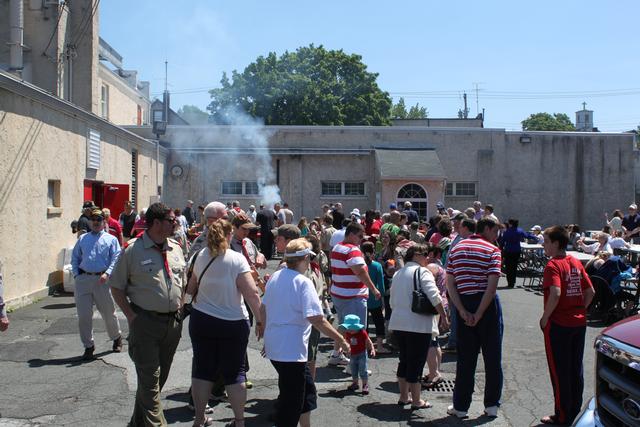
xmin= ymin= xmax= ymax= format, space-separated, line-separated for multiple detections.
xmin=189 ymin=308 xmax=249 ymax=385
xmin=271 ymin=360 xmax=318 ymax=427
xmin=394 ymin=330 xmax=430 ymax=383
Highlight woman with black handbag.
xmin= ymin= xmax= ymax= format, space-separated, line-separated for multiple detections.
xmin=389 ymin=244 xmax=448 ymax=410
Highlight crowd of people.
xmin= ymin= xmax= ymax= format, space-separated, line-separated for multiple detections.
xmin=8 ymin=196 xmax=637 ymax=426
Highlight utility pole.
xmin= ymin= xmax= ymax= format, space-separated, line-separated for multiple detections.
xmin=473 ymin=82 xmax=483 ymax=115
xmin=463 ymin=93 xmax=469 ymax=119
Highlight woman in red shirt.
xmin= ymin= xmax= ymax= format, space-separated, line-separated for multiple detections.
xmin=539 ymin=226 xmax=595 ymax=426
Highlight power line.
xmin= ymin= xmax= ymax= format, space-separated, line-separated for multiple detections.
xmin=41 ymin=1 xmax=67 ymax=58
xmin=71 ymin=0 xmax=101 ymax=48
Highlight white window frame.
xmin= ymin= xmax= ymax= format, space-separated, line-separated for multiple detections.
xmin=445 ymin=182 xmax=477 ymax=197
xmin=100 ymin=84 xmax=109 ymax=119
xmin=221 ymin=180 xmax=260 ymax=196
xmin=321 ymin=181 xmax=366 ymax=198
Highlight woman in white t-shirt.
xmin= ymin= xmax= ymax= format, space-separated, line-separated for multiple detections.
xmin=262 ymin=238 xmax=349 ymax=427
xmin=186 ymin=220 xmax=263 ymax=427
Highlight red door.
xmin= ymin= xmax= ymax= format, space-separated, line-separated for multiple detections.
xmin=83 ymin=180 xmax=93 ymax=203
xmin=102 ymin=183 xmax=130 ymax=220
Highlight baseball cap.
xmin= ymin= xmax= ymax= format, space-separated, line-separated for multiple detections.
xmin=436 ymin=202 xmax=445 ymax=210
xmin=90 ymin=208 xmax=104 ymax=219
xmin=83 ymin=200 xmax=96 ymax=209
xmin=629 ymin=204 xmax=637 ymax=210
xmin=530 ymin=225 xmax=542 ymax=231
xmin=350 ymin=208 xmax=361 ymax=218
xmin=389 ymin=203 xmax=397 ymax=210
xmin=273 ymin=224 xmax=301 ymax=240
xmin=453 ymin=212 xmax=466 ymax=221
xmin=232 ymin=213 xmax=258 ymax=230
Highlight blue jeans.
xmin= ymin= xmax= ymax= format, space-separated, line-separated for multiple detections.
xmin=332 ymin=296 xmax=368 ymax=328
xmin=349 ymin=352 xmax=368 ymax=381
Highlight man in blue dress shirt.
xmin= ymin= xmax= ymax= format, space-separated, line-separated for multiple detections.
xmin=71 ymin=208 xmax=122 ymax=360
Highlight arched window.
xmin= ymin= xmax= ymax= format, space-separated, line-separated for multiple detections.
xmin=397 ymin=183 xmax=428 ymax=221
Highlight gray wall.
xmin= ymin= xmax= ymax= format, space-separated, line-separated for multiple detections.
xmin=127 ymin=125 xmax=635 ymax=230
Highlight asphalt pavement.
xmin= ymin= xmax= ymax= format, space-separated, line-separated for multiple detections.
xmin=0 ymin=263 xmax=605 ymax=426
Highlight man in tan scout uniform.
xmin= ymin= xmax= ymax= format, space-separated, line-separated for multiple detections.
xmin=110 ymin=202 xmax=186 ymax=427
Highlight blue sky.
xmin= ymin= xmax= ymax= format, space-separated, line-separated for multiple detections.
xmin=100 ymin=1 xmax=640 ymax=131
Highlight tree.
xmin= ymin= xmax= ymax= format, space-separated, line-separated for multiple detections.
xmin=177 ymin=105 xmax=209 ymax=125
xmin=390 ymin=97 xmax=428 ymax=120
xmin=407 ymin=103 xmax=428 ymax=119
xmin=521 ymin=112 xmax=576 ymax=131
xmin=207 ymin=44 xmax=392 ymax=125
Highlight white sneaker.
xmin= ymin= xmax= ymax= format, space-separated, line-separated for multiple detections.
xmin=447 ymin=405 xmax=468 ymax=419
xmin=328 ymin=353 xmax=350 ymax=366
xmin=484 ymin=406 xmax=499 ymax=418
xmin=344 ymin=365 xmax=372 ymax=376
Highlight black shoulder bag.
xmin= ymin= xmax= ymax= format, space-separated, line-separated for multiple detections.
xmin=181 ymin=249 xmax=217 ymax=319
xmin=411 ymin=266 xmax=438 ymax=315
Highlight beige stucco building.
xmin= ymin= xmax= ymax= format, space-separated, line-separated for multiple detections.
xmin=0 ymin=71 xmax=166 ymax=307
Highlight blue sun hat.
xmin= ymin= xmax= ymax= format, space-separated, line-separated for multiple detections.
xmin=339 ymin=314 xmax=365 ymax=331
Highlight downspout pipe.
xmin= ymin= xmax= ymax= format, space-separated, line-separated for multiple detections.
xmin=9 ymin=0 xmax=24 ymax=74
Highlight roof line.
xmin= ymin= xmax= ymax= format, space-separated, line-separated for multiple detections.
xmin=0 ymin=70 xmax=159 ymax=150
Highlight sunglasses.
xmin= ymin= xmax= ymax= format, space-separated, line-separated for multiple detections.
xmin=163 ymin=217 xmax=177 ymax=224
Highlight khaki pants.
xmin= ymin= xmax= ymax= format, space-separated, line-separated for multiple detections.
xmin=74 ymin=274 xmax=121 ymax=349
xmin=127 ymin=308 xmax=182 ymax=427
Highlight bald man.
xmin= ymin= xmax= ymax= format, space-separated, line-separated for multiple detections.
xmin=187 ymin=202 xmax=229 ymax=259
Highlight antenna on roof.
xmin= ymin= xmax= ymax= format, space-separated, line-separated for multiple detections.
xmin=164 ymin=60 xmax=168 ymax=92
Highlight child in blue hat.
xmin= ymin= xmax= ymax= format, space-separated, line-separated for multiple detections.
xmin=340 ymin=314 xmax=376 ymax=394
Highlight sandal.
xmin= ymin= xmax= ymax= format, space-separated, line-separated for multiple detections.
xmin=540 ymin=415 xmax=562 ymax=425
xmin=411 ymin=401 xmax=433 ymax=410
xmin=397 ymin=399 xmax=411 ymax=406
xmin=422 ymin=376 xmax=443 ymax=388
xmin=347 ymin=382 xmax=359 ymax=391
xmin=192 ymin=417 xmax=214 ymax=427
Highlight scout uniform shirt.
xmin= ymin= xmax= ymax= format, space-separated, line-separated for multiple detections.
xmin=110 ymin=232 xmax=186 ymax=313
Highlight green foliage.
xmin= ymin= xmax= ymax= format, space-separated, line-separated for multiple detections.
xmin=207 ymin=44 xmax=392 ymax=125
xmin=521 ymin=112 xmax=576 ymax=131
xmin=177 ymin=105 xmax=209 ymax=125
xmin=390 ymin=97 xmax=428 ymax=119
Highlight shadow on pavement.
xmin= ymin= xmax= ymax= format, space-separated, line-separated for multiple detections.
xmin=314 ymin=365 xmax=350 ymax=383
xmin=376 ymin=380 xmax=399 ymax=394
xmin=356 ymin=402 xmax=411 ymax=422
xmin=28 ymin=350 xmax=113 ymax=367
xmin=41 ymin=303 xmax=76 ymax=310
xmin=164 ymin=405 xmax=195 ymax=424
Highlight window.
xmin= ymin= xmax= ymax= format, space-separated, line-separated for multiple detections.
xmin=245 ymin=181 xmax=259 ymax=195
xmin=321 ymin=182 xmax=366 ymax=197
xmin=100 ymin=84 xmax=109 ymax=119
xmin=47 ymin=180 xmax=60 ymax=207
xmin=221 ymin=181 xmax=259 ymax=196
xmin=344 ymin=182 xmax=365 ymax=196
xmin=153 ymin=110 xmax=163 ymax=123
xmin=445 ymin=182 xmax=477 ymax=197
xmin=47 ymin=180 xmax=62 ymax=215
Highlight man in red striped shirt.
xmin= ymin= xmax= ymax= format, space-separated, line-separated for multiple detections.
xmin=329 ymin=222 xmax=381 ymax=366
xmin=445 ymin=217 xmax=503 ymax=419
